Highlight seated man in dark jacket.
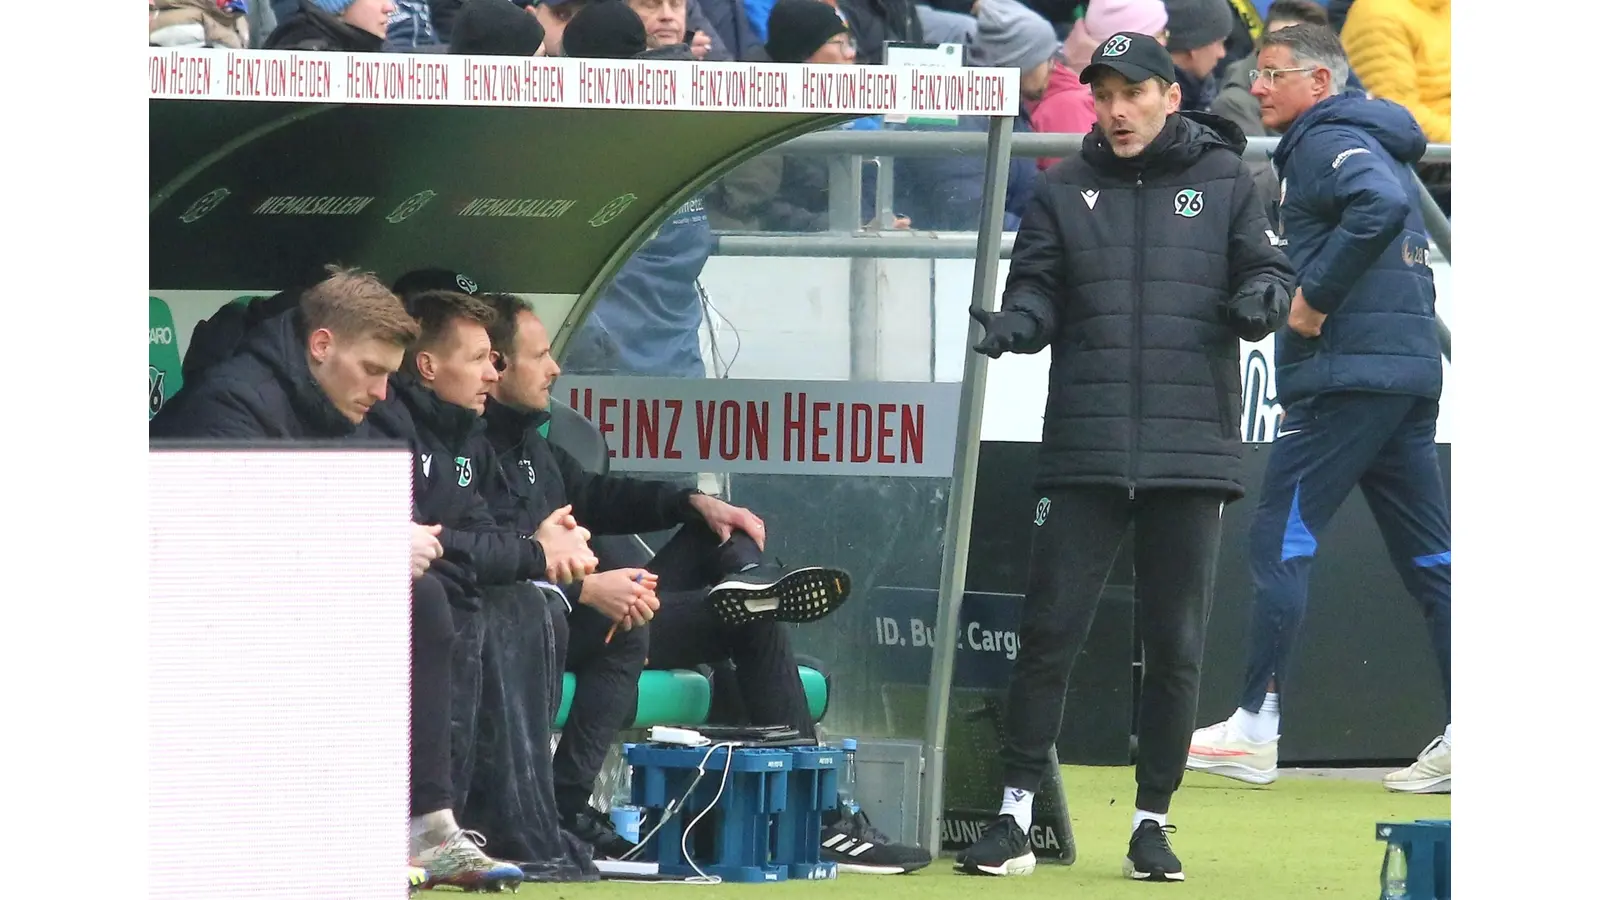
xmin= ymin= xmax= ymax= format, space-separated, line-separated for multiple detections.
xmin=477 ymin=294 xmax=934 ymax=874
xmin=963 ymin=32 xmax=1293 ymax=882
xmin=148 ymin=267 xmax=527 ymax=893
xmin=387 ymin=280 xmax=604 ymax=879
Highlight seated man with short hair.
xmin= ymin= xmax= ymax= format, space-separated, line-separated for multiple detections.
xmin=148 ymin=266 xmax=526 ymax=893
xmin=479 ymin=294 xmax=933 ymax=874
xmin=385 ymin=279 xmax=604 ymax=878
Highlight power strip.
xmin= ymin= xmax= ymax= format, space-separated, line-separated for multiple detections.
xmin=649 ymin=725 xmax=712 ymax=747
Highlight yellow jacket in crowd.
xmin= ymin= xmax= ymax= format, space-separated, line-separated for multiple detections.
xmin=1342 ymin=0 xmax=1451 ymax=143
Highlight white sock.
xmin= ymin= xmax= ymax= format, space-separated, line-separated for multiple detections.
xmin=1443 ymin=723 xmax=1452 ymax=746
xmin=1133 ymin=810 xmax=1167 ymax=832
xmin=1229 ymin=692 xmax=1281 ymax=744
xmin=999 ymin=787 xmax=1035 ymax=833
xmin=409 ymin=808 xmax=459 ymax=856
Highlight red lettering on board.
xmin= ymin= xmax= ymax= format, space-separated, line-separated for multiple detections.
xmin=662 ymin=400 xmax=684 ymax=459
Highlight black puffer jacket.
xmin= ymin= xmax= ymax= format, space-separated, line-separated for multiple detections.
xmin=1001 ymin=112 xmax=1294 ymax=498
xmin=387 ymin=377 xmax=548 ymax=587
xmin=150 ymin=307 xmax=355 ymax=440
xmin=149 ymin=309 xmax=487 ymax=608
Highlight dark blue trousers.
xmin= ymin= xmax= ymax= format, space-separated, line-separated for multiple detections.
xmin=1239 ymin=391 xmax=1451 ymax=720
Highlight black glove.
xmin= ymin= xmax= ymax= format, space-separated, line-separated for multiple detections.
xmin=970 ymin=307 xmax=1039 ymax=358
xmin=1220 ymin=281 xmax=1289 ymax=343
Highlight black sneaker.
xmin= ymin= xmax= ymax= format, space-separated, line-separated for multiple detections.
xmin=564 ymin=806 xmax=637 ymax=861
xmin=707 ymin=564 xmax=851 ymax=627
xmin=953 ymin=815 xmax=1035 ymax=877
xmin=819 ymin=809 xmax=932 ymax=875
xmin=1124 ymin=821 xmax=1184 ymax=882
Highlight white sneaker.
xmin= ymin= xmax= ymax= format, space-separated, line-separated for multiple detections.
xmin=1384 ymin=735 xmax=1450 ymax=794
xmin=1186 ymin=720 xmax=1279 ymax=785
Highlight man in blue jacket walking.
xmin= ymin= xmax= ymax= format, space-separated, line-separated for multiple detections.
xmin=1185 ymin=23 xmax=1451 ymax=794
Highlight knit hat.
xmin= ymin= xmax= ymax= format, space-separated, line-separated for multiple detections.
xmin=764 ymin=0 xmax=849 ymax=64
xmin=451 ymin=0 xmax=546 ymax=56
xmin=562 ymin=1 xmax=648 ymax=59
xmin=971 ymin=0 xmax=1057 ymax=72
xmin=1162 ymin=0 xmax=1233 ymax=52
xmin=1064 ymin=0 xmax=1169 ymax=73
xmin=309 ymin=0 xmax=357 ymax=14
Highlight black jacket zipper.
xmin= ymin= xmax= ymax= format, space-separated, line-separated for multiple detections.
xmin=1129 ymin=172 xmax=1144 ymax=500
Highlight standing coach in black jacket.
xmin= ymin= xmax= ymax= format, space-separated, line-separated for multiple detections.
xmin=958 ymin=32 xmax=1294 ymax=884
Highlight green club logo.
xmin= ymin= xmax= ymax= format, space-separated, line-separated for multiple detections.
xmin=590 ymin=193 xmax=637 ymax=228
xmin=454 ymin=456 xmax=473 ymax=487
xmin=180 ymin=187 xmax=231 ymax=224
xmin=387 ymin=190 xmax=437 ymax=224
xmin=1174 ymin=189 xmax=1205 ymax=218
xmin=1034 ymin=497 xmax=1051 ymax=526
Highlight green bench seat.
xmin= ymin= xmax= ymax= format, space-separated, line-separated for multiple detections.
xmin=554 ymin=666 xmax=829 ymax=730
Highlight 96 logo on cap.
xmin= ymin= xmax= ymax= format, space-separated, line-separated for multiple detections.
xmin=1101 ymin=35 xmax=1133 ymax=57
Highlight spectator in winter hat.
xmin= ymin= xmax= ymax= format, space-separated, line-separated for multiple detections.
xmin=764 ymin=0 xmax=853 ymax=63
xmin=1162 ymin=0 xmax=1234 ymax=109
xmin=265 ymin=0 xmax=396 ymax=50
xmin=1032 ymin=0 xmax=1170 ymax=170
xmin=972 ymin=0 xmax=1058 ymax=101
xmin=450 ymin=0 xmax=548 ymax=55
xmin=561 ymin=0 xmax=650 ymax=58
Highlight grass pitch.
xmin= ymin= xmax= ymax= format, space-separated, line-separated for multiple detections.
xmin=422 ymin=765 xmax=1448 ymax=899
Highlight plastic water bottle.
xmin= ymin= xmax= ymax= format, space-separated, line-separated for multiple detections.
xmin=1380 ymin=841 xmax=1408 ymax=899
xmin=609 ymin=756 xmax=642 ymax=844
xmin=837 ymin=738 xmax=860 ymax=816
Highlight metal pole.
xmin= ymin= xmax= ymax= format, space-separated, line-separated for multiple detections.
xmin=1412 ymin=169 xmax=1451 ymax=262
xmin=775 ymin=130 xmax=1451 ymax=165
xmin=1408 ymin=169 xmax=1452 ymax=362
xmin=713 ymin=233 xmax=1010 ymax=258
xmin=918 ymin=114 xmax=1015 ymax=853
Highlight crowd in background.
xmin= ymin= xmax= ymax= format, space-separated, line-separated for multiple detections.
xmin=148 ymin=1 xmax=1451 ymax=156
xmin=150 ymin=0 xmax=1450 ymax=379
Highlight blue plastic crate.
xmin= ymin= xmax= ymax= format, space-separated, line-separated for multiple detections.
xmin=773 ymin=746 xmax=841 ymax=880
xmin=1376 ymin=818 xmax=1450 ymax=899
xmin=626 ymin=744 xmax=793 ymax=883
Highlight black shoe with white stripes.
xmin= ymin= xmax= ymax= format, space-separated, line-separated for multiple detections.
xmin=1124 ymin=820 xmax=1184 ymax=882
xmin=819 ymin=809 xmax=931 ymax=874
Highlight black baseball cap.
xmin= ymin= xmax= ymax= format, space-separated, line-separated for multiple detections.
xmin=392 ymin=268 xmax=481 ymax=300
xmin=1079 ymin=32 xmax=1176 ymax=85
